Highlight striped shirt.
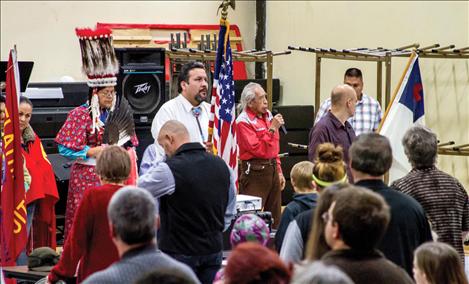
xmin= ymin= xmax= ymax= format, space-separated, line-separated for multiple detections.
xmin=315 ymin=93 xmax=382 ymax=136
xmin=391 ymin=166 xmax=469 ymax=260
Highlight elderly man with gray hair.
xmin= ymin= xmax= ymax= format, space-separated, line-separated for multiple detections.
xmin=83 ymin=186 xmax=200 ymax=284
xmin=236 ymin=82 xmax=286 ymax=229
xmin=391 ymin=125 xmax=469 ymax=263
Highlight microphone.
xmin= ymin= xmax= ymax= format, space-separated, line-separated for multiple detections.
xmin=278 ymin=152 xmax=289 ymax=158
xmin=271 ymin=109 xmax=287 ymax=134
xmin=288 ymin=142 xmax=308 ymax=150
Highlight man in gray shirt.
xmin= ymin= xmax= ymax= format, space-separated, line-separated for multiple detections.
xmin=83 ymin=186 xmax=200 ymax=284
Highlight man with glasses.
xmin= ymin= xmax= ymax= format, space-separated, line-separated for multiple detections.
xmin=322 ymin=185 xmax=414 ymax=284
xmin=308 ymin=84 xmax=357 ymax=181
xmin=315 ymin=68 xmax=382 ymax=136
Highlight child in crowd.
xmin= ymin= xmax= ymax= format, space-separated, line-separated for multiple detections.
xmin=275 ymin=161 xmax=317 ymax=251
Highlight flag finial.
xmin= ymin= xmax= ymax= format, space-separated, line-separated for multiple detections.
xmin=217 ymin=0 xmax=236 ymax=20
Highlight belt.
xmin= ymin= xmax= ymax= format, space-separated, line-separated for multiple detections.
xmin=241 ymin=158 xmax=276 ymax=166
xmin=241 ymin=158 xmax=276 ymax=175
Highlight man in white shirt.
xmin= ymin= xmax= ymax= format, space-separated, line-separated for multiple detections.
xmin=147 ymin=61 xmax=210 ymax=166
xmin=315 ymin=68 xmax=382 ymax=136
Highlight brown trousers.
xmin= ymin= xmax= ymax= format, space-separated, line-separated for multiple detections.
xmin=239 ymin=159 xmax=281 ymax=229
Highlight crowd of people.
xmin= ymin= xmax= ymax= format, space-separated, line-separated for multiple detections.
xmin=1 ymin=27 xmax=468 ymax=284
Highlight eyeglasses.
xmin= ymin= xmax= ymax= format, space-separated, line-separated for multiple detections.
xmin=321 ymin=211 xmax=331 ymax=223
xmin=98 ymin=90 xmax=116 ymax=97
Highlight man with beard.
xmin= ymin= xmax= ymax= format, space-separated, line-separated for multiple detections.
xmin=148 ymin=61 xmax=210 ymax=165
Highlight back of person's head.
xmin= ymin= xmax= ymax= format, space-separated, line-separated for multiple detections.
xmin=160 ymin=119 xmax=189 ymax=137
xmin=134 ymin=267 xmax=197 ymax=284
xmin=158 ymin=120 xmax=190 ymax=156
xmin=177 ymin=61 xmax=206 ymax=93
xmin=402 ymin=125 xmax=438 ymax=169
xmin=230 ymin=214 xmax=270 ymax=247
xmin=290 ymin=161 xmax=314 ymax=192
xmin=330 ymin=84 xmax=355 ymax=107
xmin=107 ymin=186 xmax=158 ymax=245
xmin=305 ymin=183 xmax=349 ymax=261
xmin=344 ymin=68 xmax=362 ymax=79
xmin=96 ymin=145 xmax=131 ymax=183
xmin=349 ymin=133 xmax=392 ymax=176
xmin=332 ymin=185 xmax=390 ymax=251
xmin=414 ymin=242 xmax=468 ymax=284
xmin=291 ymin=261 xmax=354 ymax=284
xmin=313 ymin=143 xmax=347 ymax=189
xmin=225 ymin=242 xmax=291 ymax=284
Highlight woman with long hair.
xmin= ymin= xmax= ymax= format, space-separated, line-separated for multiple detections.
xmin=413 ymin=242 xmax=468 ymax=284
xmin=280 ymin=143 xmax=348 ymax=263
xmin=17 ymin=96 xmax=58 ymax=262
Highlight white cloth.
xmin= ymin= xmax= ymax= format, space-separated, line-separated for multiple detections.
xmin=150 ymin=94 xmax=211 ymax=162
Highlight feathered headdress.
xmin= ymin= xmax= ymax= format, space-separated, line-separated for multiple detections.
xmin=75 ymin=27 xmax=119 ymax=87
xmin=103 ymin=97 xmax=135 ymax=146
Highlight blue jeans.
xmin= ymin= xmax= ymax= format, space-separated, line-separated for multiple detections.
xmin=168 ymin=251 xmax=222 ymax=284
xmin=16 ymin=203 xmax=36 ymax=265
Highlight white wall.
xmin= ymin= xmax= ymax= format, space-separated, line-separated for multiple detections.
xmin=0 ymin=1 xmax=256 ymax=82
xmin=266 ymin=1 xmax=469 ymax=187
xmin=2 ymin=1 xmax=468 ymax=187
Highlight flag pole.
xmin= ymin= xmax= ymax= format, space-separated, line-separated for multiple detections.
xmin=377 ymin=51 xmax=417 ymax=133
xmin=208 ymin=0 xmax=234 ymax=146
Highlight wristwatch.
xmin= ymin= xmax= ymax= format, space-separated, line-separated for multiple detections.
xmin=268 ymin=128 xmax=276 ymax=134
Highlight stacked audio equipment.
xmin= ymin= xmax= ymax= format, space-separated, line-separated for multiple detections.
xmin=28 ymin=82 xmax=89 ymax=154
xmin=272 ymin=105 xmax=315 ymax=205
xmin=115 ymin=48 xmax=168 ymax=163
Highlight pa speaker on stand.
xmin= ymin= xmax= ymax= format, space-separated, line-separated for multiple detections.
xmin=115 ymin=48 xmax=167 ymax=126
xmin=115 ymin=48 xmax=168 ymax=166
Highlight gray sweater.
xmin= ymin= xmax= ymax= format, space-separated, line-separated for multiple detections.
xmin=82 ymin=244 xmax=200 ymax=284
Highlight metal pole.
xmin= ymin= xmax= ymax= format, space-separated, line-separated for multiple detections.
xmin=266 ymin=51 xmax=273 ymax=111
xmin=384 ymin=52 xmax=392 ymax=108
xmin=377 ymin=61 xmax=383 ymax=107
xmin=315 ymin=55 xmax=322 ymax=117
xmin=255 ymin=0 xmax=266 ymax=79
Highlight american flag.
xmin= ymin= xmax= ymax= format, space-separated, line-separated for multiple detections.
xmin=209 ymin=21 xmax=238 ymax=182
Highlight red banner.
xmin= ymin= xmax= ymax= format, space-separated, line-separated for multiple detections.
xmin=1 ymin=49 xmax=27 ymax=267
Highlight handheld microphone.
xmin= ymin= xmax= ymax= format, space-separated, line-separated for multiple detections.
xmin=271 ymin=109 xmax=287 ymax=134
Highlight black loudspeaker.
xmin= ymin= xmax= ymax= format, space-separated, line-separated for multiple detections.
xmin=135 ymin=126 xmax=154 ymax=169
xmin=234 ymin=79 xmax=280 ymax=105
xmin=115 ymin=48 xmax=167 ymax=126
xmin=48 ymin=153 xmax=72 ymax=217
xmin=273 ymin=105 xmax=315 ymax=205
xmin=30 ymin=107 xmax=74 ymax=140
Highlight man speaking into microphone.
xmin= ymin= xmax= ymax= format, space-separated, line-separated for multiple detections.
xmin=236 ymin=82 xmax=285 ymax=229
